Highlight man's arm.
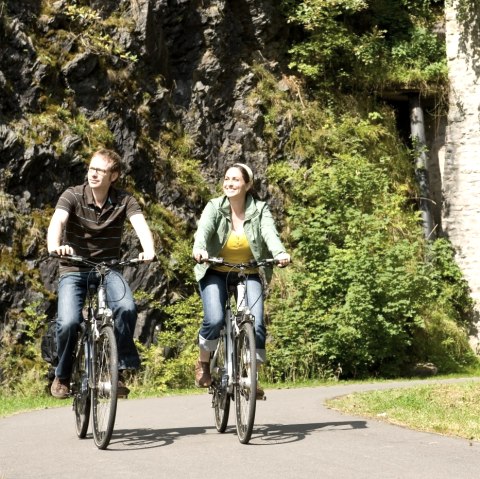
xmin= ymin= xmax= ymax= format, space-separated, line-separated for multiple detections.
xmin=129 ymin=213 xmax=156 ymax=260
xmin=47 ymin=209 xmax=74 ymax=255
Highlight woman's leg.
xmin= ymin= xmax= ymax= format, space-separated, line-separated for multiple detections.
xmin=196 ymin=271 xmax=228 ymax=386
xmin=198 ymin=271 xmax=228 ymax=354
xmin=245 ymin=275 xmax=266 ymax=364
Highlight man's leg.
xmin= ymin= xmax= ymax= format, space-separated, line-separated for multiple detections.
xmin=106 ymin=272 xmax=140 ymax=371
xmin=53 ymin=273 xmax=86 ymax=398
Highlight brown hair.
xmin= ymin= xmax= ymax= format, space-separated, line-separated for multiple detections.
xmin=225 ymin=163 xmax=254 ymax=184
xmin=93 ymin=148 xmax=122 ymax=177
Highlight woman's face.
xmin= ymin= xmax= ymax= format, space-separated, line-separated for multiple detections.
xmin=223 ymin=167 xmax=251 ymax=200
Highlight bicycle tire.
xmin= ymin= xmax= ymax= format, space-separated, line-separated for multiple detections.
xmin=234 ymin=320 xmax=257 ymax=444
xmin=211 ymin=333 xmax=230 ymax=432
xmin=71 ymin=332 xmax=90 ymax=438
xmin=92 ymin=324 xmax=118 ymax=449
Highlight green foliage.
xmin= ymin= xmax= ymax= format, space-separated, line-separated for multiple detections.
xmin=15 ymin=106 xmax=114 ymax=157
xmin=266 ymin=207 xmax=476 ymax=379
xmin=0 ymin=302 xmax=49 ymax=391
xmin=261 ymin=88 xmax=475 ymax=380
xmin=45 ymin=1 xmax=138 ymax=64
xmin=283 ymin=0 xmax=447 ymax=92
xmin=136 ymin=295 xmax=202 ymax=390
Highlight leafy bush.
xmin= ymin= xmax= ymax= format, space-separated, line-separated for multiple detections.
xmin=262 ymin=99 xmax=477 ymax=380
xmin=136 ymin=295 xmax=202 ymax=390
xmin=282 ymin=0 xmax=447 ymax=91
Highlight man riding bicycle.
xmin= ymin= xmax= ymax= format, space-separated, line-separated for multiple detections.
xmin=47 ymin=148 xmax=155 ymax=399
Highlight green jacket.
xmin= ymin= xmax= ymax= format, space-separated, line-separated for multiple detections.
xmin=193 ymin=194 xmax=287 ymax=282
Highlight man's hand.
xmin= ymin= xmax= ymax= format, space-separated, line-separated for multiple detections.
xmin=49 ymin=245 xmax=74 ymax=256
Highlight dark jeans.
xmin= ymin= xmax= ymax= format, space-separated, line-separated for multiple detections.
xmin=55 ymin=271 xmax=140 ymax=379
xmin=198 ymin=270 xmax=266 ymax=363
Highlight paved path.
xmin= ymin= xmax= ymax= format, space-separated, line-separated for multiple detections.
xmin=1 ymin=379 xmax=479 ymax=479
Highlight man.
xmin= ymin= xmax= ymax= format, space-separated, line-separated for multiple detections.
xmin=47 ymin=148 xmax=155 ymax=399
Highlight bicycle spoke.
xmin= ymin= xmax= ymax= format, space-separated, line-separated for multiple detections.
xmin=235 ymin=321 xmax=256 ymax=444
xmin=71 ymin=334 xmax=90 ymax=438
xmin=211 ymin=333 xmax=230 ymax=432
xmin=92 ymin=325 xmax=118 ymax=449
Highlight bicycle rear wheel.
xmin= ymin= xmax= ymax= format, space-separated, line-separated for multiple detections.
xmin=235 ymin=320 xmax=257 ymax=444
xmin=71 ymin=332 xmax=90 ymax=438
xmin=211 ymin=333 xmax=230 ymax=432
xmin=92 ymin=324 xmax=118 ymax=449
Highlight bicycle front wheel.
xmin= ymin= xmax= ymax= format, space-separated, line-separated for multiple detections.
xmin=71 ymin=332 xmax=90 ymax=438
xmin=211 ymin=333 xmax=230 ymax=432
xmin=92 ymin=324 xmax=118 ymax=449
xmin=235 ymin=320 xmax=257 ymax=444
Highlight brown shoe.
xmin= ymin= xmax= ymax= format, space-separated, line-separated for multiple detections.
xmin=51 ymin=376 xmax=70 ymax=399
xmin=195 ymin=360 xmax=212 ymax=387
xmin=256 ymin=385 xmax=266 ymax=400
xmin=117 ymin=373 xmax=130 ymax=398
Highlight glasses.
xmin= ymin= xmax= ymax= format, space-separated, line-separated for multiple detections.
xmin=88 ymin=166 xmax=110 ymax=176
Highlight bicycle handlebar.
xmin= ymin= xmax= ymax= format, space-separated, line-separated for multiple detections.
xmin=49 ymin=252 xmax=150 ymax=268
xmin=199 ymin=257 xmax=280 ymax=268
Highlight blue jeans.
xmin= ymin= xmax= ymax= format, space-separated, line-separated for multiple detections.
xmin=55 ymin=271 xmax=140 ymax=379
xmin=198 ymin=270 xmax=266 ymax=363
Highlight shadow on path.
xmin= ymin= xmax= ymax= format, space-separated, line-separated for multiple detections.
xmin=106 ymin=420 xmax=367 ymax=450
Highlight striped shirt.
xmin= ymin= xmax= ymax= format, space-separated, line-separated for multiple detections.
xmin=56 ymin=183 xmax=142 ymax=273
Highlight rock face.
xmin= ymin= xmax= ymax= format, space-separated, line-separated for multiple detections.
xmin=444 ymin=2 xmax=480 ymax=337
xmin=0 ymin=0 xmax=288 ymax=343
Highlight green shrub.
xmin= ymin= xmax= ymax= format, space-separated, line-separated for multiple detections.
xmin=137 ymin=295 xmax=202 ymax=390
xmin=263 ymin=105 xmax=475 ymax=380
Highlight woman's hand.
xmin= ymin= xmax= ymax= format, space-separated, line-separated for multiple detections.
xmin=193 ymin=249 xmax=209 ymax=263
xmin=275 ymin=252 xmax=291 ymax=267
xmin=139 ymin=250 xmax=156 ymax=262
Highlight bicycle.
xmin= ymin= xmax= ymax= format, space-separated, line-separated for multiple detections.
xmin=49 ymin=253 xmax=147 ymax=450
xmin=203 ymin=257 xmax=279 ymax=444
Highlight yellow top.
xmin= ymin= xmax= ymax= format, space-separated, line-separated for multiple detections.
xmin=212 ymin=230 xmax=258 ymax=274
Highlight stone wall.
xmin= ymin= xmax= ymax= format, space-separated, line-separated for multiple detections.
xmin=444 ymin=1 xmax=480 ymax=340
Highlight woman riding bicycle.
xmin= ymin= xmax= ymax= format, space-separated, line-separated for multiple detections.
xmin=192 ymin=163 xmax=290 ymax=393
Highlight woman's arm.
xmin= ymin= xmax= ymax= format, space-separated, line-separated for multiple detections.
xmin=192 ymin=200 xmax=217 ymax=261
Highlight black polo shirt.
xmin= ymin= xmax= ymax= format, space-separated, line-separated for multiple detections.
xmin=55 ymin=183 xmax=142 ymax=273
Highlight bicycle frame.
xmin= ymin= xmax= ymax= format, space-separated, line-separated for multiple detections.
xmin=50 ymin=253 xmax=146 ymax=450
xmin=207 ymin=257 xmax=277 ymax=444
xmin=212 ymin=279 xmax=247 ymax=397
xmin=85 ymin=273 xmax=114 ymax=395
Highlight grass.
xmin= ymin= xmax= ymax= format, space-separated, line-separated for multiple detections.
xmin=0 ymin=393 xmax=64 ymax=418
xmin=327 ymin=379 xmax=480 ymax=442
xmin=0 ymin=385 xmax=209 ymax=418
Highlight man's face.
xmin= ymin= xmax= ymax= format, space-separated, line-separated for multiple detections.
xmin=87 ymin=154 xmax=118 ymax=190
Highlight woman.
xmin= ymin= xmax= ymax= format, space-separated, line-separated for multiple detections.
xmin=192 ymin=163 xmax=290 ymax=396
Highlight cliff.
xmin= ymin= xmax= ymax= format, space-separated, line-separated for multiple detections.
xmin=0 ymin=0 xmax=289 ymax=343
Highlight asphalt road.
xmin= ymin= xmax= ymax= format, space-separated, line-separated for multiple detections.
xmin=1 ymin=379 xmax=479 ymax=479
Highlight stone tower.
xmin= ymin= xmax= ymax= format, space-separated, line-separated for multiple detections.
xmin=444 ymin=1 xmax=480 ymax=329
